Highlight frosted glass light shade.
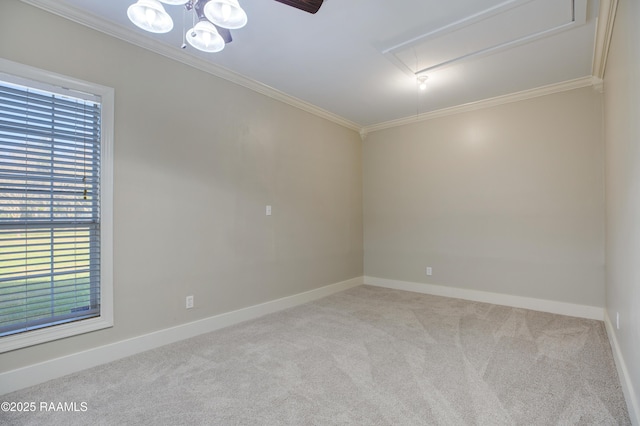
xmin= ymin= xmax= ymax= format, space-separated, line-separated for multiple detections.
xmin=127 ymin=0 xmax=173 ymax=33
xmin=186 ymin=20 xmax=225 ymax=52
xmin=204 ymin=0 xmax=248 ymax=29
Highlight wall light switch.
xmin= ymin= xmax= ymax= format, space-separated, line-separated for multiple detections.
xmin=266 ymin=205 xmax=272 ymax=216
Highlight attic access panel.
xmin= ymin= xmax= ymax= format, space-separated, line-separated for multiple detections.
xmin=382 ymin=0 xmax=586 ymax=76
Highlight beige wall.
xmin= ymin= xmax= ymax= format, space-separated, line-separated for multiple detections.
xmin=364 ymin=87 xmax=605 ymax=306
xmin=603 ymin=0 xmax=640 ymax=413
xmin=0 ymin=1 xmax=363 ymax=372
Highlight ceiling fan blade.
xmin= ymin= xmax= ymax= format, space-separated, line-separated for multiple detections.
xmin=274 ymin=0 xmax=324 ymax=14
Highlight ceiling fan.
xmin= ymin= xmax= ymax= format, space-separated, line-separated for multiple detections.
xmin=273 ymin=0 xmax=323 ymax=14
xmin=127 ymin=0 xmax=324 ymax=53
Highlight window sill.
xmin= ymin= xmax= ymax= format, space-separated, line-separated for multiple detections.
xmin=0 ymin=316 xmax=113 ymax=354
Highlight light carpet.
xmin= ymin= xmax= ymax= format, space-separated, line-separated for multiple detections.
xmin=1 ymin=285 xmax=631 ymax=425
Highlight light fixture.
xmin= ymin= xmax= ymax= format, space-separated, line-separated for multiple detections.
xmin=127 ymin=0 xmax=247 ymax=52
xmin=186 ymin=20 xmax=225 ymax=52
xmin=127 ymin=0 xmax=174 ymax=33
xmin=204 ymin=0 xmax=248 ymax=30
xmin=417 ymin=75 xmax=428 ymax=91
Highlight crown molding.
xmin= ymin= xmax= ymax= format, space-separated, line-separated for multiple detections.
xmin=19 ymin=0 xmax=361 ymax=132
xmin=592 ymin=0 xmax=619 ymax=79
xmin=362 ymin=76 xmax=600 ymax=134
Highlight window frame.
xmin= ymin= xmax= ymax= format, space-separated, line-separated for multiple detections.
xmin=0 ymin=58 xmax=113 ymax=353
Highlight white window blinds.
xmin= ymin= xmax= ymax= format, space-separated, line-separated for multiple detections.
xmin=0 ymin=77 xmax=102 ymax=337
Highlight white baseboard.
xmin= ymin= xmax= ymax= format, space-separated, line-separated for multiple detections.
xmin=604 ymin=311 xmax=640 ymax=426
xmin=0 ymin=276 xmax=363 ymax=396
xmin=364 ymin=276 xmax=605 ymax=320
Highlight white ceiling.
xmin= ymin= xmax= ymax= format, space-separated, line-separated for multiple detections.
xmin=21 ymin=0 xmax=602 ymax=130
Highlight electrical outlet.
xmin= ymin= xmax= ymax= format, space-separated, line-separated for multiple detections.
xmin=266 ymin=205 xmax=272 ymax=216
xmin=426 ymin=266 xmax=432 ymax=276
xmin=616 ymin=312 xmax=620 ymax=330
xmin=186 ymin=295 xmax=194 ymax=309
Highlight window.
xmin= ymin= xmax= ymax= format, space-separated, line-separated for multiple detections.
xmin=0 ymin=59 xmax=113 ymax=353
